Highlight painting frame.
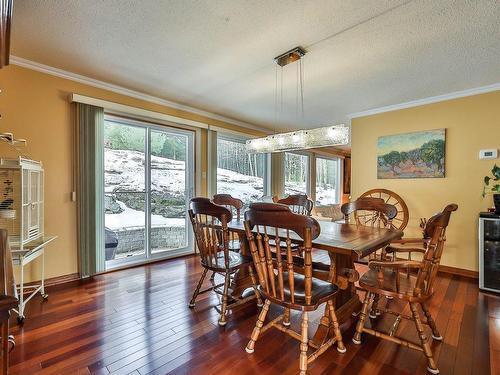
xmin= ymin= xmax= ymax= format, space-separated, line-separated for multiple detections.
xmin=377 ymin=129 xmax=446 ymax=179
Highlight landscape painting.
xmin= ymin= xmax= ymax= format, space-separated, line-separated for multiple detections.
xmin=377 ymin=129 xmax=445 ymax=179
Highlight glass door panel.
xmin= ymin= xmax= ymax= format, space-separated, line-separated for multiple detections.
xmin=150 ymin=130 xmax=190 ymax=254
xmin=315 ymin=157 xmax=340 ymax=206
xmin=284 ymin=152 xmax=309 ymax=196
xmin=104 ymin=122 xmax=147 ymax=264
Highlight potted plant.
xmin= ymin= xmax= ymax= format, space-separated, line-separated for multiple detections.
xmin=483 ymin=164 xmax=500 ymax=214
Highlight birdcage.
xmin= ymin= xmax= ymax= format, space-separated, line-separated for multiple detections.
xmin=0 ymin=157 xmax=44 ymax=250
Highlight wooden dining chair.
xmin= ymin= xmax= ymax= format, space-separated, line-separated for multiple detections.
xmin=342 ymin=197 xmax=398 ymax=229
xmin=277 ymin=194 xmax=314 ymax=216
xmin=342 ymin=198 xmax=398 ymax=262
xmin=212 ymin=193 xmax=244 ymax=252
xmin=357 ymin=189 xmax=430 ymax=260
xmin=243 ymin=203 xmax=346 ymax=375
xmin=188 ymin=197 xmax=262 ymax=326
xmin=352 ymin=204 xmax=458 ymax=375
xmin=356 ymin=189 xmax=409 ymax=230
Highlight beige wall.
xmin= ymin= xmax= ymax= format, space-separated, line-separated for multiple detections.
xmin=351 ymin=90 xmax=500 ymax=272
xmin=0 ymin=65 xmax=265 ymax=282
xmin=6 ymin=62 xmax=494 ymax=279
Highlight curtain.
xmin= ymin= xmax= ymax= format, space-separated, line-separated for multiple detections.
xmin=76 ymin=103 xmax=105 ymax=277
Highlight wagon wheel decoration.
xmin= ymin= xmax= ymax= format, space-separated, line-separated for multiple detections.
xmin=354 ymin=189 xmax=409 ymax=231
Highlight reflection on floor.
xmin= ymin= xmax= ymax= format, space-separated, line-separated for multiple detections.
xmin=9 ymin=255 xmax=500 ymax=374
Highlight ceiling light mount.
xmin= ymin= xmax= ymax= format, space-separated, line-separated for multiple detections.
xmin=274 ymin=46 xmax=307 ymax=67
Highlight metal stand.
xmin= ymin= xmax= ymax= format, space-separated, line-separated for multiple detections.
xmin=11 ymin=236 xmax=57 ymax=323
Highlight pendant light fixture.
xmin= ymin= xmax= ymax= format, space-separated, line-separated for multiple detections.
xmin=246 ymin=46 xmax=349 ymax=153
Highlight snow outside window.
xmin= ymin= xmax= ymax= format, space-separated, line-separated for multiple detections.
xmin=284 ymin=152 xmax=309 ymax=196
xmin=315 ymin=157 xmax=340 ymax=206
xmin=216 ymin=135 xmax=268 ymax=205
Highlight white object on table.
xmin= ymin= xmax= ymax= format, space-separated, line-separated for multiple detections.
xmin=11 ymin=235 xmax=57 ymax=323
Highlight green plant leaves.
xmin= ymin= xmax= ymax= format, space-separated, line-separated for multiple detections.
xmin=483 ymin=164 xmax=500 ymax=197
xmin=492 ymin=164 xmax=500 ymax=180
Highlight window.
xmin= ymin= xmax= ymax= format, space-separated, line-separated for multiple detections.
xmin=216 ymin=135 xmax=268 ymax=204
xmin=284 ymin=152 xmax=309 ymax=196
xmin=315 ymin=157 xmax=341 ymax=206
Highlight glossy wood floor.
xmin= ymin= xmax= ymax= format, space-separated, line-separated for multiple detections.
xmin=8 ymin=255 xmax=500 ymax=375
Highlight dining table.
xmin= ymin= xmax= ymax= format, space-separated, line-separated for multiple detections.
xmin=225 ymin=218 xmax=403 ymax=347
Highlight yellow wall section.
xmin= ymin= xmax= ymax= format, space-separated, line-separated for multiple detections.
xmin=351 ymin=90 xmax=500 ymax=272
xmin=0 ymin=65 xmax=266 ymax=282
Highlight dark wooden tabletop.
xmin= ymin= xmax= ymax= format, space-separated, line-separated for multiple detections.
xmin=228 ymin=220 xmax=403 ymax=259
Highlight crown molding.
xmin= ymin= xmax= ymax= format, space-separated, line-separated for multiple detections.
xmin=348 ymin=82 xmax=500 ymax=119
xmin=9 ymin=55 xmax=273 ymax=134
xmin=10 ymin=56 xmax=499 ymax=131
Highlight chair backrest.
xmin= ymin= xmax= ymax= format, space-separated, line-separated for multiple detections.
xmin=358 ymin=188 xmax=409 ymax=231
xmin=212 ymin=193 xmax=244 ymax=221
xmin=189 ymin=197 xmax=233 ymax=268
xmin=277 ymin=194 xmax=314 ymax=216
xmin=244 ymin=203 xmax=320 ymax=306
xmin=341 ymin=197 xmax=398 ymax=229
xmin=414 ymin=204 xmax=458 ymax=297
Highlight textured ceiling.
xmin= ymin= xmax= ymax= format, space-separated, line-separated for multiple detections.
xmin=10 ymin=0 xmax=500 ymax=131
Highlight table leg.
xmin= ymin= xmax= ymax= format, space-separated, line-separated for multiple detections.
xmin=229 ymin=232 xmax=255 ymax=300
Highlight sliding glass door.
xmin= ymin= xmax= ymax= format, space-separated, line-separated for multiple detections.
xmin=104 ymin=117 xmax=194 ymax=269
xmin=150 ymin=130 xmax=190 ymax=254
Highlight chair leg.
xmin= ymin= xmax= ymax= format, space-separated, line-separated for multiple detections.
xmin=299 ymin=311 xmax=309 ymax=375
xmin=352 ymin=292 xmax=372 ymax=345
xmin=248 ymin=266 xmax=263 ymax=307
xmin=210 ymin=271 xmax=216 ymax=281
xmin=369 ymin=293 xmax=380 ymax=319
xmin=283 ymin=307 xmax=291 ymax=326
xmin=246 ymin=299 xmax=271 ymax=353
xmin=327 ymin=300 xmax=346 ymax=353
xmin=219 ymin=270 xmax=231 ymax=326
xmin=410 ymin=302 xmax=439 ymax=374
xmin=421 ymin=302 xmax=442 ymax=341
xmin=189 ymin=268 xmax=208 ymax=308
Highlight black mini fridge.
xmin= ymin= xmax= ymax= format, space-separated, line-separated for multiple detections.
xmin=479 ymin=212 xmax=500 ymax=293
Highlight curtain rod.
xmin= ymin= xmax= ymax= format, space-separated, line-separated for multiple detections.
xmin=70 ymin=93 xmax=209 ymax=129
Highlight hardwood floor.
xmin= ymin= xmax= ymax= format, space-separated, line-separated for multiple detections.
xmin=8 ymin=255 xmax=500 ymax=375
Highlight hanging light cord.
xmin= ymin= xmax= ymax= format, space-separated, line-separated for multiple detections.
xmin=299 ymin=58 xmax=305 ymax=120
xmin=274 ymin=64 xmax=278 ymax=126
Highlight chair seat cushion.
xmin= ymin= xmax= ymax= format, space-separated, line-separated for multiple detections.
xmin=201 ymin=251 xmax=253 ymax=271
xmin=259 ymin=272 xmax=338 ymax=309
xmin=359 ymin=268 xmax=417 ymax=299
